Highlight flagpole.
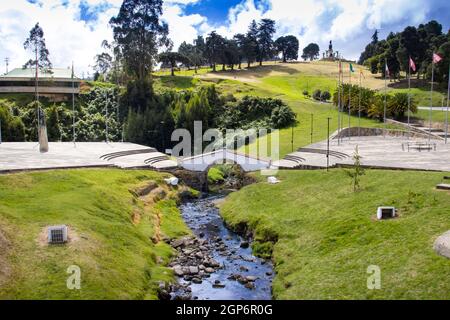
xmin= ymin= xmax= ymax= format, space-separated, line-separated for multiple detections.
xmin=429 ymin=53 xmax=435 ymax=144
xmin=408 ymin=57 xmax=411 ymax=140
xmin=105 ymin=90 xmax=109 ymax=143
xmin=72 ymin=62 xmax=76 ymax=146
xmin=358 ymin=70 xmax=362 ymax=137
xmin=348 ymin=64 xmax=351 ymax=141
xmin=384 ymin=58 xmax=387 ymax=138
xmin=445 ymin=63 xmax=449 ymax=144
xmin=338 ymin=57 xmax=341 ymax=146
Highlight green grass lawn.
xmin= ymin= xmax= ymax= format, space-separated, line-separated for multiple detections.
xmin=415 ymin=108 xmax=449 ymax=124
xmin=0 ymin=169 xmax=190 ymax=300
xmin=220 ymin=169 xmax=450 ymax=300
xmin=389 ymin=85 xmax=447 ymax=107
xmin=152 ymin=65 xmax=396 ymax=158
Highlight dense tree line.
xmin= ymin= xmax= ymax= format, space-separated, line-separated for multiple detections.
xmin=359 ymin=21 xmax=450 ymax=85
xmin=1 ymin=0 xmax=298 ymax=149
xmin=104 ymin=0 xmax=299 ymax=150
xmin=0 ymin=87 xmax=122 ymax=143
xmin=161 ymin=19 xmax=299 ymax=74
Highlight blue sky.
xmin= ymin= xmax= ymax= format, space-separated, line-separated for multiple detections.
xmin=184 ymin=0 xmax=243 ymax=24
xmin=2 ymin=0 xmax=450 ymax=75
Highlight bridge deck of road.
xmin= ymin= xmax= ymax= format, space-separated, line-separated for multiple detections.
xmin=274 ymin=136 xmax=450 ymax=172
xmin=0 ymin=142 xmax=177 ymax=173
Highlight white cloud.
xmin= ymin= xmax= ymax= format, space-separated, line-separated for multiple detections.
xmin=161 ymin=2 xmax=206 ymax=50
xmin=0 ymin=0 xmax=120 ymax=77
xmin=0 ymin=0 xmax=206 ymax=76
xmin=0 ymin=0 xmax=445 ymax=77
xmin=210 ymin=0 xmax=441 ymax=61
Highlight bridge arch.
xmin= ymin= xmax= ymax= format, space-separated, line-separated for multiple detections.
xmin=178 ymin=149 xmax=271 ymax=173
xmin=173 ymin=149 xmax=272 ymax=192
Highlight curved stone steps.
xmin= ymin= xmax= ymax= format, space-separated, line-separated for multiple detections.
xmin=297 ymin=148 xmax=350 ymax=160
xmin=283 ymin=155 xmax=306 ymax=165
xmin=100 ymin=148 xmax=156 ymax=161
xmin=144 ymin=156 xmax=171 ymax=165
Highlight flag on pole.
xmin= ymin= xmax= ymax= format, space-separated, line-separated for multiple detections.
xmin=349 ymin=63 xmax=355 ymax=73
xmin=409 ymin=57 xmax=416 ymax=72
xmin=360 ymin=69 xmax=365 ymax=79
xmin=433 ymin=53 xmax=443 ymax=64
xmin=385 ymin=63 xmax=390 ymax=78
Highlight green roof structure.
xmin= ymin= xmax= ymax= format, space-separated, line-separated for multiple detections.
xmin=0 ymin=68 xmax=80 ymax=81
xmin=0 ymin=68 xmax=81 ymax=97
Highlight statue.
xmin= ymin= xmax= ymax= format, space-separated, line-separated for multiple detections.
xmin=38 ymin=107 xmax=49 ymax=153
xmin=322 ymin=40 xmax=339 ymax=61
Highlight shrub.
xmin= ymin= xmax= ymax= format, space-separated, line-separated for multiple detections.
xmin=271 ymin=105 xmax=297 ymax=128
xmin=320 ymin=90 xmax=331 ymax=101
xmin=388 ymin=93 xmax=417 ymax=120
xmin=217 ymin=96 xmax=296 ymax=130
xmin=312 ymin=89 xmax=322 ymax=101
xmin=0 ymin=101 xmax=26 ymax=142
xmin=368 ymin=95 xmax=387 ymax=121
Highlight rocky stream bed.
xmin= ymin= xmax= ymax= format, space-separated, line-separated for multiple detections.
xmin=162 ymin=196 xmax=273 ymax=300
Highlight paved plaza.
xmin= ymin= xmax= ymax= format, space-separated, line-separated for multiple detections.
xmin=0 ymin=142 xmax=177 ymax=173
xmin=275 ymin=136 xmax=450 ymax=172
xmin=1 ymin=135 xmax=449 ymax=174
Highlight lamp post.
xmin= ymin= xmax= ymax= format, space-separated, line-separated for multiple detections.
xmin=291 ymin=124 xmax=294 ymax=153
xmin=291 ymin=114 xmax=297 ymax=153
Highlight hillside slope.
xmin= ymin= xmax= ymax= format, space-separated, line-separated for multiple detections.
xmin=220 ymin=169 xmax=450 ymax=300
xmin=0 ymin=169 xmax=191 ymax=299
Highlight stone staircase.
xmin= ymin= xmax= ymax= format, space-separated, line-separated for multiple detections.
xmin=274 ymin=148 xmax=350 ymax=169
xmin=409 ymin=123 xmax=448 ymax=140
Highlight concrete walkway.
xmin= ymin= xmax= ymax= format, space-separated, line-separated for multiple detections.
xmin=275 ymin=136 xmax=450 ymax=172
xmin=0 ymin=142 xmax=177 ymax=173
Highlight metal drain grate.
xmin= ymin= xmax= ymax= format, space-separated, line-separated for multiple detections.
xmin=47 ymin=225 xmax=68 ymax=244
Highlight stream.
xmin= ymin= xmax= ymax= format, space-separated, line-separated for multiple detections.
xmin=169 ymin=195 xmax=273 ymax=300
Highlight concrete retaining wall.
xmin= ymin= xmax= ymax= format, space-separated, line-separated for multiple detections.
xmin=331 ymin=127 xmax=439 ymax=140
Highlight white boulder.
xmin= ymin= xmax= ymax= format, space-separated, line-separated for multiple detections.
xmin=434 ymin=231 xmax=450 ymax=259
xmin=267 ymin=176 xmax=280 ymax=184
xmin=164 ymin=177 xmax=179 ymax=186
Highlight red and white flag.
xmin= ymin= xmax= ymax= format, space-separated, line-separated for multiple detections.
xmin=433 ymin=53 xmax=443 ymax=64
xmin=409 ymin=57 xmax=416 ymax=72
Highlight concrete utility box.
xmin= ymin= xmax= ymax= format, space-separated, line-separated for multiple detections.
xmin=377 ymin=207 xmax=396 ymax=220
xmin=47 ymin=225 xmax=68 ymax=244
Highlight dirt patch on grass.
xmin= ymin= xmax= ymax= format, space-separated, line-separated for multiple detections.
xmin=0 ymin=228 xmax=11 ymax=287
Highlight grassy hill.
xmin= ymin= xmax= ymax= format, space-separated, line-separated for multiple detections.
xmin=0 ymin=169 xmax=191 ymax=299
xmin=154 ymin=61 xmax=448 ymax=158
xmin=220 ymin=169 xmax=450 ymax=300
xmin=154 ymin=62 xmax=404 ymax=158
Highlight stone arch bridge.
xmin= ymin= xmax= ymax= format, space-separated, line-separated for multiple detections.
xmin=171 ymin=149 xmax=273 ymax=192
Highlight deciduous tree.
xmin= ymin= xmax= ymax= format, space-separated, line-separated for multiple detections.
xmin=275 ymin=35 xmax=299 ymax=62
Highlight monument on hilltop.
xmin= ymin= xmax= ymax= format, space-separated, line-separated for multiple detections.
xmin=322 ymin=41 xmax=339 ymax=61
